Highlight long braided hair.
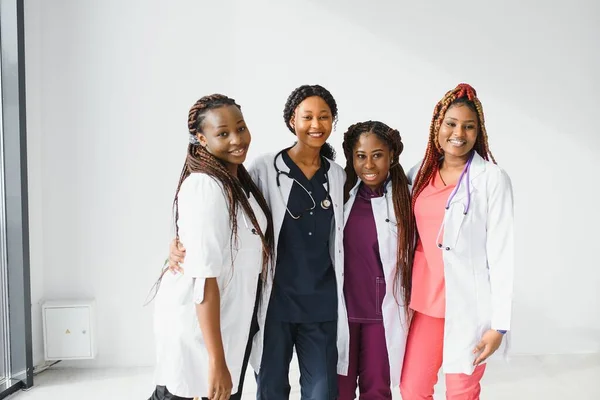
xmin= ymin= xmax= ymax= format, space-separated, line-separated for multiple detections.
xmin=146 ymin=94 xmax=274 ymax=304
xmin=175 ymin=94 xmax=274 ymax=277
xmin=342 ymin=121 xmax=416 ymax=311
xmin=283 ymin=84 xmax=338 ymax=160
xmin=411 ymin=83 xmax=496 ymax=209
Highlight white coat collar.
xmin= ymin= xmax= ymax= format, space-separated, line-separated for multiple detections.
xmin=274 ymin=150 xmax=291 ymax=173
xmin=348 ymin=178 xmax=361 ymax=198
xmin=448 ymin=151 xmax=487 ymax=202
xmin=466 ymin=151 xmax=486 ymax=181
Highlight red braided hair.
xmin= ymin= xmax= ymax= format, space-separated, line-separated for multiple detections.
xmin=411 ymin=83 xmax=496 ymax=209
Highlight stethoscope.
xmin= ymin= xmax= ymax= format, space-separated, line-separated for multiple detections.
xmin=274 ymin=149 xmax=332 ymax=220
xmin=239 ymin=188 xmax=259 ymax=236
xmin=241 ymin=211 xmax=259 ymax=235
xmin=436 ymin=152 xmax=474 ymax=251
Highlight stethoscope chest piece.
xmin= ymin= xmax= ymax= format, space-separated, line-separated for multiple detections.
xmin=274 ymin=148 xmax=334 ymax=218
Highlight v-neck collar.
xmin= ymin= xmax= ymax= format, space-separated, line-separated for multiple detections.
xmin=282 ymin=150 xmax=329 ymax=184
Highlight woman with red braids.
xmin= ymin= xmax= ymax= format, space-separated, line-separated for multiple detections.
xmin=400 ymin=83 xmax=515 ymax=400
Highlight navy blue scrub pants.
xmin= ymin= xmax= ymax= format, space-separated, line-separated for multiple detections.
xmin=257 ymin=316 xmax=338 ymax=400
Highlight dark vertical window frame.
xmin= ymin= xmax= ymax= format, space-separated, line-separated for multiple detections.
xmin=0 ymin=0 xmax=34 ymax=397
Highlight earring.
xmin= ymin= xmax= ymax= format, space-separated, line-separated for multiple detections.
xmin=189 ymin=135 xmax=201 ymax=145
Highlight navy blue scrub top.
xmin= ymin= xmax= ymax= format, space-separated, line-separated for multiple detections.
xmin=268 ymin=151 xmax=337 ymax=323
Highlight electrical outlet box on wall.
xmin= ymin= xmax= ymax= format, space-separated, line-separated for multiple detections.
xmin=42 ymin=300 xmax=97 ymax=360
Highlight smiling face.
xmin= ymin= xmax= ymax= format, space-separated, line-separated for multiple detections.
xmin=352 ymin=132 xmax=392 ymax=191
xmin=289 ymin=96 xmax=333 ymax=151
xmin=197 ymin=104 xmax=251 ymax=172
xmin=437 ymin=103 xmax=479 ymax=161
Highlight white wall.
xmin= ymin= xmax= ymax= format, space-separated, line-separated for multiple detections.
xmin=24 ymin=0 xmax=600 ymax=367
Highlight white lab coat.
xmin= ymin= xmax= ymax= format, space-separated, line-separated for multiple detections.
xmin=407 ymin=152 xmax=514 ymax=374
xmin=248 ymin=152 xmax=350 ymax=376
xmin=153 ymin=173 xmax=266 ymax=398
xmin=344 ymin=179 xmax=410 ymax=387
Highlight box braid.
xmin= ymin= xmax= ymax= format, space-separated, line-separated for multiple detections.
xmin=342 ymin=121 xmax=416 ymax=312
xmin=283 ymin=84 xmax=338 ymax=160
xmin=411 ymin=83 xmax=497 ymax=210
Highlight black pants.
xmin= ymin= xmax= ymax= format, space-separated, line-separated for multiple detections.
xmin=148 ymin=385 xmax=194 ymax=400
xmin=256 ymin=317 xmax=338 ymax=400
xmin=149 ymin=280 xmax=261 ymax=400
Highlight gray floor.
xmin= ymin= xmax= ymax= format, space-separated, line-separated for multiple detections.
xmin=6 ymin=354 xmax=600 ymax=399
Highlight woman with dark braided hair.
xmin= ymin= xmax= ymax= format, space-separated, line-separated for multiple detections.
xmin=337 ymin=121 xmax=415 ymax=399
xmin=149 ymin=94 xmax=274 ymax=400
xmin=169 ymin=85 xmax=349 ymax=399
xmin=248 ymin=84 xmax=348 ymax=400
xmin=400 ymin=84 xmax=514 ymax=399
